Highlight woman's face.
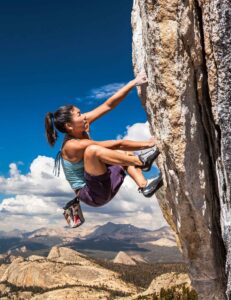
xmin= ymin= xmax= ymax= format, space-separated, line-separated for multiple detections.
xmin=69 ymin=106 xmax=89 ymax=134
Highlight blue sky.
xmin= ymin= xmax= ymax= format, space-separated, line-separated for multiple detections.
xmin=0 ymin=1 xmax=167 ymax=231
xmin=0 ymin=0 xmax=147 ymax=177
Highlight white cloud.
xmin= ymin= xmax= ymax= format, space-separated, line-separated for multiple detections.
xmin=0 ymin=156 xmax=73 ymax=231
xmin=87 ymin=175 xmax=166 ymax=230
xmin=0 ymin=122 xmax=168 ymax=232
xmin=0 ymin=156 xmax=72 ymax=197
xmin=9 ymin=163 xmax=20 ymax=177
xmin=87 ymin=83 xmax=125 ymax=100
xmin=0 ymin=214 xmax=52 ymax=232
xmin=0 ymin=195 xmax=62 ymax=216
xmin=75 ymin=83 xmax=125 ymax=104
xmin=118 ymin=121 xmax=151 ymax=141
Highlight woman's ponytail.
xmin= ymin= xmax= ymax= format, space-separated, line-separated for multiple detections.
xmin=45 ymin=112 xmax=58 ymax=147
xmin=44 ymin=104 xmax=74 ymax=146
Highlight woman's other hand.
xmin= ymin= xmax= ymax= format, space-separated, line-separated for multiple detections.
xmin=134 ymin=70 xmax=148 ymax=86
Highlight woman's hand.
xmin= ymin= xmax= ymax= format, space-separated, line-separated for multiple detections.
xmin=134 ymin=70 xmax=148 ymax=86
xmin=144 ymin=137 xmax=156 ymax=148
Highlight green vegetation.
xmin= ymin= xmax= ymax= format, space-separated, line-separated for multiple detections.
xmin=92 ymin=259 xmax=198 ymax=299
xmin=0 ymin=258 xmax=198 ymax=299
xmin=0 ymin=281 xmax=132 ymax=299
xmin=93 ymin=259 xmax=188 ymax=289
xmin=136 ymin=283 xmax=198 ymax=300
xmin=0 ymin=281 xmax=44 ymax=297
xmin=156 ymin=283 xmax=198 ymax=299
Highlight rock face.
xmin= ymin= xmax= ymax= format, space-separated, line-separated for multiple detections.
xmin=0 ymin=246 xmax=137 ymax=299
xmin=131 ymin=0 xmax=230 ymax=299
xmin=113 ymin=251 xmax=137 ymax=265
xmin=131 ymin=254 xmax=147 ymax=263
xmin=124 ymin=272 xmax=192 ymax=300
xmin=145 ymin=272 xmax=191 ymax=296
xmin=0 ymin=246 xmax=195 ymax=299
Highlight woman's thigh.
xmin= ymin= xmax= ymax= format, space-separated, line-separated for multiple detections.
xmin=83 ymin=145 xmax=107 ymax=176
xmin=115 ymin=150 xmax=135 ymax=171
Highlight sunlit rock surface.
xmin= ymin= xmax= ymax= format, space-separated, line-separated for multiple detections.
xmin=113 ymin=251 xmax=137 ymax=265
xmin=132 ymin=0 xmax=230 ymax=299
xmin=0 ymin=247 xmax=137 ymax=298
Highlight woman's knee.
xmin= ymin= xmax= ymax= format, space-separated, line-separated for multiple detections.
xmin=84 ymin=144 xmax=102 ymax=158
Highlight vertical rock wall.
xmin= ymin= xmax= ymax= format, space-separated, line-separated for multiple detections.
xmin=131 ymin=0 xmax=230 ymax=299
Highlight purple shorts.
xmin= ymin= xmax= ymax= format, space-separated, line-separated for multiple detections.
xmin=77 ymin=165 xmax=126 ymax=207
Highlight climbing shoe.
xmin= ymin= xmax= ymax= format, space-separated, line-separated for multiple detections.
xmin=138 ymin=173 xmax=163 ymax=197
xmin=138 ymin=146 xmax=160 ymax=172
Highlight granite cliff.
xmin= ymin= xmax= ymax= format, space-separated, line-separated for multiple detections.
xmin=131 ymin=0 xmax=230 ymax=299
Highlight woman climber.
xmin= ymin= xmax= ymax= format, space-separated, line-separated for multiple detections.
xmin=44 ymin=71 xmax=163 ymax=226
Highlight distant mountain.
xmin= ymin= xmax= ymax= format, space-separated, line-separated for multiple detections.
xmin=112 ymin=251 xmax=148 ymax=265
xmin=146 ymin=237 xmax=177 ymax=247
xmin=84 ymin=222 xmax=174 ymax=243
xmin=64 ymin=222 xmax=181 ymax=262
xmin=85 ymin=221 xmax=151 ymax=240
xmin=113 ymin=251 xmax=137 ymax=265
xmin=0 ymin=223 xmax=182 ymax=263
xmin=0 ymin=229 xmax=26 ymax=238
xmin=67 ymin=236 xmax=148 ymax=253
xmin=88 ymin=221 xmax=149 ymax=234
xmin=131 ymin=254 xmax=148 ymax=263
xmin=23 ymin=225 xmax=97 ymax=241
xmin=0 ymin=223 xmax=173 ymax=242
xmin=151 ymin=226 xmax=175 ymax=239
xmin=25 ymin=227 xmax=80 ymax=240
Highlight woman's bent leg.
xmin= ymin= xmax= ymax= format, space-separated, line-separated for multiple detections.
xmin=115 ymin=150 xmax=147 ymax=188
xmin=84 ymin=145 xmax=143 ymax=176
xmin=126 ymin=166 xmax=147 ymax=188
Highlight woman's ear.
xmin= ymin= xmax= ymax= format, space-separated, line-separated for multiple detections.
xmin=64 ymin=122 xmax=73 ymax=132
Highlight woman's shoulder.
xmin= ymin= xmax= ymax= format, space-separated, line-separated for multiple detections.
xmin=61 ymin=139 xmax=84 ymax=162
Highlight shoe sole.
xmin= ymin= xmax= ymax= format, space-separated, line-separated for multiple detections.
xmin=141 ymin=150 xmax=160 ymax=172
xmin=143 ymin=178 xmax=163 ymax=198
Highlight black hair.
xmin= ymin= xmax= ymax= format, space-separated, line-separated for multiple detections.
xmin=44 ymin=104 xmax=74 ymax=147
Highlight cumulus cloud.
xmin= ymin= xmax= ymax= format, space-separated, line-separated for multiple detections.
xmin=87 ymin=83 xmax=125 ymax=100
xmin=86 ymin=175 xmax=165 ymax=230
xmin=75 ymin=83 xmax=126 ymax=104
xmin=0 ymin=122 xmax=168 ymax=232
xmin=117 ymin=121 xmax=152 ymax=142
xmin=0 ymin=195 xmax=62 ymax=216
xmin=0 ymin=156 xmax=72 ymax=197
xmin=0 ymin=156 xmax=75 ymax=231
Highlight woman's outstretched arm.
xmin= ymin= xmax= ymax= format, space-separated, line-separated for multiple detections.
xmin=85 ymin=71 xmax=148 ymax=123
xmin=97 ymin=139 xmax=156 ymax=151
xmin=65 ymin=138 xmax=156 ymax=157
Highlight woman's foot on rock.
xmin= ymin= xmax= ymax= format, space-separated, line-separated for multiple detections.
xmin=138 ymin=147 xmax=160 ymax=172
xmin=138 ymin=173 xmax=163 ymax=197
